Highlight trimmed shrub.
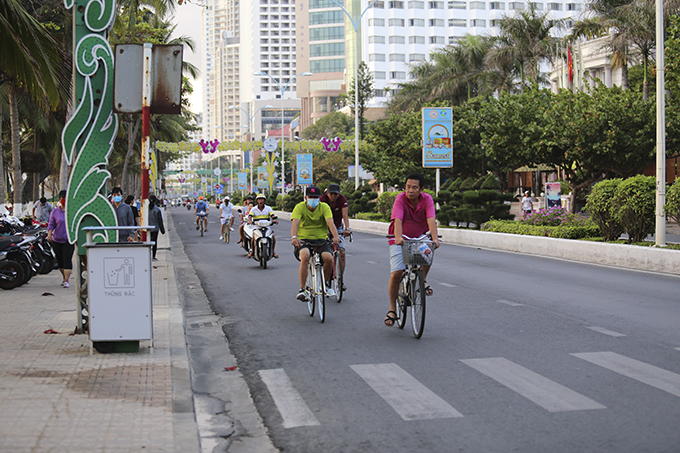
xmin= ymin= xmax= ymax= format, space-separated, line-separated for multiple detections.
xmin=664 ymin=177 xmax=680 ymax=226
xmin=356 ymin=212 xmax=386 ymax=221
xmin=520 ymin=206 xmax=590 ymax=227
xmin=585 ymin=179 xmax=623 ymax=241
xmin=611 ymin=175 xmax=655 ymax=243
xmin=480 ymin=174 xmax=501 ymax=190
xmin=460 ymin=177 xmax=475 ymax=191
xmin=282 ymin=190 xmax=304 ymax=212
xmin=376 ymin=191 xmax=398 ymax=218
xmin=482 ymin=220 xmax=600 ymax=239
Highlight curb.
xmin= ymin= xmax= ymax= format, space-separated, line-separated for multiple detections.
xmin=273 ymin=211 xmax=680 ymax=276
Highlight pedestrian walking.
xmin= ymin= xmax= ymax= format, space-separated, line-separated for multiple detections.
xmin=33 ymin=197 xmax=54 ymax=223
xmin=148 ymin=195 xmax=165 ymax=261
xmin=521 ymin=191 xmax=533 ymax=217
xmin=47 ymin=190 xmax=74 ymax=288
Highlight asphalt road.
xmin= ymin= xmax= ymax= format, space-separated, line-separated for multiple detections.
xmin=171 ymin=206 xmax=680 ymax=453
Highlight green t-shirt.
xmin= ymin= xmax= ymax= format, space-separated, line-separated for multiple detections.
xmin=292 ymin=201 xmax=333 ymax=240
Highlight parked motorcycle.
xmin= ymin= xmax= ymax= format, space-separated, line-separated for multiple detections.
xmin=243 ymin=217 xmax=276 ymax=269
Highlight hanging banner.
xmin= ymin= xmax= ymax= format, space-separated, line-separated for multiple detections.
xmin=238 ymin=172 xmax=247 ymax=191
xmin=297 ymin=154 xmax=313 ymax=185
xmin=546 ymin=182 xmax=562 ymax=208
xmin=422 ymin=108 xmax=453 ymax=168
xmin=257 ymin=166 xmax=268 ymax=189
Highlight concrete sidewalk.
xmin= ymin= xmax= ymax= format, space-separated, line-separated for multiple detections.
xmin=0 ymin=224 xmax=199 ymax=452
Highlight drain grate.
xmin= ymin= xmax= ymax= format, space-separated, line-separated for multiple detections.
xmin=188 ymin=321 xmax=218 ymax=329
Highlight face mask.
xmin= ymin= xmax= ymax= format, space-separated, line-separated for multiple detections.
xmin=307 ymin=198 xmax=320 ymax=208
xmin=112 ymin=195 xmax=123 ymax=203
xmin=59 ymin=199 xmax=66 ymax=207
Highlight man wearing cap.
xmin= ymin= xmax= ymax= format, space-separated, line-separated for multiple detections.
xmin=291 ymin=186 xmax=341 ymax=301
xmin=319 ymin=184 xmax=351 ymax=289
xmin=194 ymin=196 xmax=209 ymax=232
xmin=246 ymin=194 xmax=279 ymax=258
xmin=219 ymin=196 xmax=235 ymax=241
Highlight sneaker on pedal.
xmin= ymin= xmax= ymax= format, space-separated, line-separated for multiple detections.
xmin=229 ymin=227 xmax=234 ymax=231
xmin=296 ymin=289 xmax=309 ymax=302
xmin=325 ymin=284 xmax=336 ymax=297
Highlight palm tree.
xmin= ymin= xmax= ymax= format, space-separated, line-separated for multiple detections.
xmin=487 ymin=4 xmax=565 ymax=93
xmin=0 ymin=0 xmax=69 ymax=211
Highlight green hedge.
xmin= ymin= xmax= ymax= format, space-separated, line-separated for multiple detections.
xmin=355 ymin=212 xmax=387 ymax=221
xmin=482 ymin=220 xmax=601 ymax=239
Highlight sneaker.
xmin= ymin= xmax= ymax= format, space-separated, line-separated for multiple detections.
xmin=219 ymin=235 xmax=223 ymax=240
xmin=296 ymin=289 xmax=309 ymax=302
xmin=63 ymin=281 xmax=69 ymax=288
xmin=325 ymin=283 xmax=336 ymax=297
xmin=229 ymin=227 xmax=234 ymax=231
xmin=152 ymin=257 xmax=158 ymax=262
xmin=196 ymin=226 xmax=199 ymax=230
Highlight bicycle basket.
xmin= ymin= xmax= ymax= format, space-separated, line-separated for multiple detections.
xmin=402 ymin=240 xmax=435 ymax=266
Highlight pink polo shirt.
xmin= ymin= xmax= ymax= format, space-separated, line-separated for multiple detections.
xmin=387 ymin=192 xmax=436 ymax=245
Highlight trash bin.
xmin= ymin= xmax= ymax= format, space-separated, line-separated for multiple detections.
xmin=83 ymin=227 xmax=155 ymax=353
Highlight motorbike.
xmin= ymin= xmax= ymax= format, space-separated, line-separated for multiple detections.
xmin=0 ymin=235 xmax=40 ymax=288
xmin=243 ymin=217 xmax=276 ymax=269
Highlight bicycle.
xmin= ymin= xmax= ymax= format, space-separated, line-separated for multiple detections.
xmin=197 ymin=212 xmax=207 ymax=237
xmin=221 ymin=219 xmax=231 ymax=243
xmin=301 ymin=240 xmax=327 ymax=323
xmin=389 ymin=235 xmax=437 ymax=339
xmin=328 ymin=231 xmax=352 ymax=303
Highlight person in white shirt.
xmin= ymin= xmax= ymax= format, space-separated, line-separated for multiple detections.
xmin=521 ymin=191 xmax=533 ymax=217
xmin=246 ymin=194 xmax=279 ymax=259
xmin=219 ymin=196 xmax=235 ymax=240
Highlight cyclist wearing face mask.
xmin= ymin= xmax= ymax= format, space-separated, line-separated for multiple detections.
xmin=110 ymin=187 xmax=136 ymax=242
xmin=291 ymin=186 xmax=340 ymax=302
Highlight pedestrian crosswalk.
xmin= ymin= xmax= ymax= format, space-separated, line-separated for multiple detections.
xmin=259 ymin=351 xmax=680 ymax=428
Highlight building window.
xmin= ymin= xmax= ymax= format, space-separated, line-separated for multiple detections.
xmin=309 ymin=42 xmax=345 ymax=57
xmin=509 ymin=1 xmax=523 ymax=7
xmin=389 ymin=18 xmax=405 ymax=26
xmin=409 ymin=53 xmax=425 ymax=61
xmin=428 ymin=0 xmax=444 ymax=7
xmin=529 ymin=2 xmax=543 ymax=9
xmin=471 ymin=19 xmax=486 ymax=26
xmin=373 ymin=71 xmax=386 ymax=79
xmin=374 ymin=89 xmax=385 ymax=97
xmin=409 ymin=18 xmax=425 ymax=26
xmin=548 ymin=2 xmax=562 ymax=10
xmin=309 ymin=0 xmax=344 ymax=7
xmin=567 ymin=2 xmax=581 ymax=10
xmin=448 ymin=0 xmax=466 ymax=7
xmin=449 ymin=18 xmax=466 ymax=26
xmin=369 ymin=35 xmax=386 ymax=43
xmin=389 ymin=53 xmax=406 ymax=61
xmin=429 ymin=35 xmax=445 ymax=44
xmin=408 ymin=0 xmax=425 ymax=7
xmin=429 ymin=18 xmax=444 ymax=26
xmin=490 ymin=19 xmax=501 ymax=26
xmin=309 ymin=10 xmax=344 ymax=25
xmin=309 ymin=26 xmax=344 ymax=41
xmin=409 ymin=35 xmax=426 ymax=43
xmin=310 ymin=58 xmax=345 ymax=73
xmin=389 ymin=35 xmax=406 ymax=44
xmin=369 ymin=18 xmax=385 ymax=26
xmin=470 ymin=1 xmax=485 ymax=8
xmin=448 ymin=35 xmax=463 ymax=44
xmin=369 ymin=53 xmax=386 ymax=61
xmin=389 ymin=71 xmax=406 ymax=79
xmin=489 ymin=1 xmax=505 ymax=8
xmin=389 ymin=0 xmax=405 ymax=7
xmin=371 ymin=0 xmax=385 ymax=7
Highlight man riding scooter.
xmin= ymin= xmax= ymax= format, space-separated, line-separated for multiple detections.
xmin=245 ymin=194 xmax=279 ymax=259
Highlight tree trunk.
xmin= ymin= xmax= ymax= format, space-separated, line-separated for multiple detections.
xmin=122 ymin=116 xmax=140 ymax=196
xmin=9 ymin=85 xmax=23 ymax=214
xmin=621 ymin=64 xmax=629 ymax=91
xmin=0 ymin=107 xmax=5 ymax=214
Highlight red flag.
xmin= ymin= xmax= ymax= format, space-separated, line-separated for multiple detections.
xmin=567 ymin=44 xmax=573 ymax=83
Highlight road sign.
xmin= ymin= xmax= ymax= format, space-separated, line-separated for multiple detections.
xmin=215 ymin=184 xmax=224 ymax=194
xmin=214 ymin=168 xmax=222 ymax=176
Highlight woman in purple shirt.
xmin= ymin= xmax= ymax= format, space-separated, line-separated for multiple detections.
xmin=47 ymin=190 xmax=75 ymax=288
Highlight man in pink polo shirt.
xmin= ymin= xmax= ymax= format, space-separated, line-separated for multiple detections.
xmin=385 ymin=173 xmax=440 ymax=327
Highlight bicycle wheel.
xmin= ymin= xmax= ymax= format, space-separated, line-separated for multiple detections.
xmin=315 ymin=263 xmax=325 ymax=323
xmin=334 ymin=252 xmax=344 ymax=303
xmin=225 ymin=227 xmax=230 ymax=243
xmin=200 ymin=221 xmax=204 ymax=237
xmin=410 ymin=269 xmax=426 ymax=339
xmin=396 ymin=274 xmax=408 ymax=329
xmin=306 ymin=264 xmax=315 ymax=316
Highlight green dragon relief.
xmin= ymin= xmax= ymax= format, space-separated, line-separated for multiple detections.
xmin=61 ymin=0 xmax=118 ymax=250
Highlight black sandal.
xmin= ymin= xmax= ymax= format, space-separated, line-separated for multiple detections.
xmin=384 ymin=310 xmax=398 ymax=327
xmin=424 ymin=283 xmax=433 ymax=296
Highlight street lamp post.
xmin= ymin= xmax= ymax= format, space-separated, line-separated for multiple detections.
xmin=228 ymin=104 xmax=274 ymax=194
xmin=255 ymin=71 xmax=312 ymax=194
xmin=330 ymin=0 xmax=378 ymax=189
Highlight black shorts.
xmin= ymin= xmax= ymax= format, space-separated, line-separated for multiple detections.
xmin=294 ymin=239 xmax=332 ymax=262
xmin=51 ymin=241 xmax=75 ymax=270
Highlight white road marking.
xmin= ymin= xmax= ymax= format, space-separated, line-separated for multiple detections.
xmin=461 ymin=357 xmax=605 ymax=412
xmin=587 ymin=326 xmax=627 ymax=337
xmin=496 ymin=299 xmax=523 ymax=307
xmin=439 ymin=282 xmax=457 ymax=288
xmin=366 ymin=260 xmax=378 ymax=264
xmin=351 ymin=363 xmax=463 ymax=421
xmin=178 ymin=222 xmax=186 ymax=224
xmin=675 ymin=347 xmax=680 ymax=351
xmin=258 ymin=369 xmax=320 ymax=428
xmin=571 ymin=352 xmax=680 ymax=398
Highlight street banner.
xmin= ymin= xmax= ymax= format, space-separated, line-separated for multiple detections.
xmin=238 ymin=172 xmax=247 ymax=191
xmin=297 ymin=154 xmax=313 ymax=185
xmin=422 ymin=108 xmax=453 ymax=168
xmin=257 ymin=166 xmax=268 ymax=189
xmin=546 ymin=182 xmax=561 ymax=208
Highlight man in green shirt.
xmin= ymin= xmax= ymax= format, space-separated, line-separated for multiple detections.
xmin=291 ymin=186 xmax=340 ymax=301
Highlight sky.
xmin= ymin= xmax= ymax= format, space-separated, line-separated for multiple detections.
xmin=171 ymin=2 xmax=204 ymax=114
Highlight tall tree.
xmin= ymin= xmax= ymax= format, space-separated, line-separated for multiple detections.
xmin=346 ymin=61 xmax=374 ymax=140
